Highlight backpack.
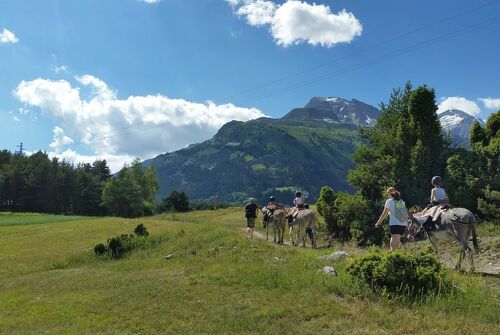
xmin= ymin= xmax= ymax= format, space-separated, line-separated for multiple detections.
xmin=393 ymin=199 xmax=408 ymax=222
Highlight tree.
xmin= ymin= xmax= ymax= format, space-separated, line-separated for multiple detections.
xmin=316 ymin=186 xmax=338 ymax=236
xmin=161 ymin=190 xmax=190 ymax=212
xmin=470 ymin=111 xmax=500 ymax=220
xmin=444 ymin=149 xmax=482 ymax=211
xmin=102 ymin=168 xmax=143 ymax=217
xmin=102 ymin=160 xmax=159 ymax=217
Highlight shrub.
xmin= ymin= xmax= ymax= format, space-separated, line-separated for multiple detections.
xmin=107 ymin=235 xmax=133 ymax=259
xmin=347 ymin=246 xmax=452 ymax=300
xmin=94 ymin=225 xmax=151 ymax=259
xmin=134 ymin=223 xmax=149 ymax=237
xmin=94 ymin=243 xmax=107 ymax=255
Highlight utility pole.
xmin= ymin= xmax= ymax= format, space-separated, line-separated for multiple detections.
xmin=16 ymin=142 xmax=24 ymax=155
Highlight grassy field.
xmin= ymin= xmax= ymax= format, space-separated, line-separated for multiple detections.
xmin=0 ymin=210 xmax=498 ymax=334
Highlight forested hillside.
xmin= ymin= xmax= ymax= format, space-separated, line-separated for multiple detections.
xmin=145 ymin=97 xmax=378 ymax=203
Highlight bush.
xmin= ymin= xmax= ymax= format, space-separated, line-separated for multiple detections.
xmin=94 ymin=225 xmax=150 ymax=259
xmin=134 ymin=223 xmax=149 ymax=237
xmin=347 ymin=246 xmax=452 ymax=300
xmin=93 ymin=243 xmax=107 ymax=255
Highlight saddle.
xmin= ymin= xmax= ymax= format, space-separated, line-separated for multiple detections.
xmin=420 ymin=204 xmax=452 ymax=224
xmin=420 ymin=215 xmax=442 ymax=231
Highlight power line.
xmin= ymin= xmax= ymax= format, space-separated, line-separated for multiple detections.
xmin=251 ymin=16 xmax=500 ymax=102
xmin=223 ymin=0 xmax=500 ymax=101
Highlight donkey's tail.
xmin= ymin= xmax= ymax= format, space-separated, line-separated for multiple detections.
xmin=471 ymin=215 xmax=479 ymax=253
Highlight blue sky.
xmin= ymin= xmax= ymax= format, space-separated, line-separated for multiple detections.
xmin=1 ymin=0 xmax=499 ymax=171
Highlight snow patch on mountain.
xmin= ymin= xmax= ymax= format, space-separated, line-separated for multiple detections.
xmin=439 ymin=114 xmax=464 ymax=130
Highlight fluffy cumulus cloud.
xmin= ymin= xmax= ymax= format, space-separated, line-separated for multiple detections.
xmin=479 ymin=98 xmax=500 ymax=110
xmin=226 ymin=0 xmax=362 ymax=47
xmin=49 ymin=127 xmax=74 ymax=153
xmin=437 ymin=97 xmax=481 ymax=116
xmin=0 ymin=28 xmax=19 ymax=44
xmin=14 ymin=75 xmax=266 ymax=171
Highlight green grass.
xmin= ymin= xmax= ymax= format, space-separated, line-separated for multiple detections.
xmin=0 ymin=210 xmax=498 ymax=334
xmin=0 ymin=212 xmax=90 ymax=227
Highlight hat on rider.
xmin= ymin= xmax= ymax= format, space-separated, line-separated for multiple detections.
xmin=269 ymin=196 xmax=275 ymax=202
xmin=431 ymin=176 xmax=442 ymax=186
xmin=295 ymin=191 xmax=302 ymax=197
xmin=249 ymin=198 xmax=256 ymax=204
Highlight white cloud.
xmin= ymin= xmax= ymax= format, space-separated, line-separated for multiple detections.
xmin=227 ymin=0 xmax=362 ymax=47
xmin=13 ymin=75 xmax=266 ymax=167
xmin=0 ymin=28 xmax=19 ymax=44
xmin=140 ymin=0 xmax=161 ymax=3
xmin=49 ymin=127 xmax=74 ymax=153
xmin=479 ymin=98 xmax=500 ymax=110
xmin=437 ymin=97 xmax=481 ymax=116
xmin=52 ymin=65 xmax=68 ymax=74
xmin=48 ymin=149 xmax=135 ymax=173
xmin=235 ymin=0 xmax=277 ymax=26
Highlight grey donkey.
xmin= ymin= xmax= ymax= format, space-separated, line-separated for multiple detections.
xmin=408 ymin=207 xmax=479 ymax=271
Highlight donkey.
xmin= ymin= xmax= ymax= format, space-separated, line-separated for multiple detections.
xmin=290 ymin=209 xmax=317 ymax=248
xmin=408 ymin=207 xmax=479 ymax=271
xmin=262 ymin=207 xmax=286 ymax=244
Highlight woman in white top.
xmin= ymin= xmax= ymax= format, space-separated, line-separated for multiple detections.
xmin=375 ymin=187 xmax=409 ymax=251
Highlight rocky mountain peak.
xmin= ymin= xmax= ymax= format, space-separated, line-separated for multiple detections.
xmin=283 ymin=96 xmax=379 ymax=127
xmin=438 ymin=109 xmax=485 ymax=148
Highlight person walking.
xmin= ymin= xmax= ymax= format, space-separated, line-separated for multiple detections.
xmin=375 ymin=187 xmax=410 ymax=250
xmin=244 ymin=198 xmax=258 ymax=239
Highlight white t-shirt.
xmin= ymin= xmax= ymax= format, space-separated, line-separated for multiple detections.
xmin=294 ymin=197 xmax=304 ymax=206
xmin=384 ymin=198 xmax=407 ymax=226
xmin=432 ymin=187 xmax=446 ymax=202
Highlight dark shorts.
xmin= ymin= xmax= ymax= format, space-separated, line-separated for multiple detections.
xmin=389 ymin=225 xmax=406 ymax=235
xmin=246 ymin=217 xmax=256 ymax=228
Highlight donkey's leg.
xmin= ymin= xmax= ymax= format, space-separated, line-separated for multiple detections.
xmin=310 ymin=224 xmax=317 ymax=248
xmin=456 ymin=249 xmax=465 ymax=271
xmin=278 ymin=222 xmax=283 ymax=244
xmin=273 ymin=222 xmax=277 ymax=243
xmin=301 ymin=223 xmax=307 ymax=247
xmin=468 ymin=248 xmax=475 ymax=272
xmin=428 ymin=233 xmax=438 ymax=253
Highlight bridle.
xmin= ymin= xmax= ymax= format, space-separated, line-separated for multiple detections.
xmin=406 ymin=218 xmax=425 ymax=241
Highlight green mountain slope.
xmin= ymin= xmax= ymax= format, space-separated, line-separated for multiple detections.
xmin=145 ymin=97 xmax=377 ymax=203
xmin=146 ymin=122 xmax=359 ymax=203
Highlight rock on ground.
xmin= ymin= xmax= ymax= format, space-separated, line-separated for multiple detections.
xmin=318 ymin=251 xmax=349 ymax=263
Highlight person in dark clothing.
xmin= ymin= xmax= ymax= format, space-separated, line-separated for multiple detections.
xmin=244 ymin=198 xmax=258 ymax=239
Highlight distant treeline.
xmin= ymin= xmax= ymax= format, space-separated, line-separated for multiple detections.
xmin=0 ymin=150 xmax=232 ymax=217
xmin=0 ymin=151 xmax=112 ymax=215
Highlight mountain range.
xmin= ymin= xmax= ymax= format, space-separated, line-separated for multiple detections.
xmin=145 ymin=99 xmax=483 ymax=204
xmin=144 ymin=97 xmax=378 ymax=204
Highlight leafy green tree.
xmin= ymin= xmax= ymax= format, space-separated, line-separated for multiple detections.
xmin=161 ymin=190 xmax=190 ymax=212
xmin=444 ymin=149 xmax=482 ymax=211
xmin=316 ymin=186 xmax=338 ymax=236
xmin=102 ymin=160 xmax=159 ymax=217
xmin=470 ymin=111 xmax=500 ymax=220
xmin=102 ymin=168 xmax=143 ymax=217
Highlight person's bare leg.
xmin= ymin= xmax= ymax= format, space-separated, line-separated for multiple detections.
xmin=390 ymin=234 xmax=401 ymax=250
